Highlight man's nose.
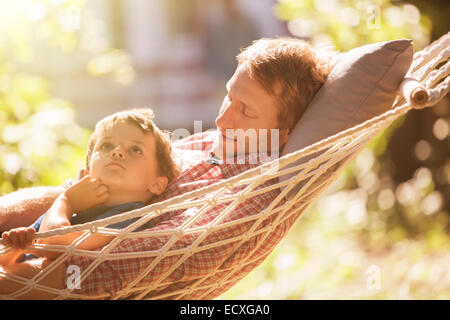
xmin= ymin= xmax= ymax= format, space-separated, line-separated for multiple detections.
xmin=215 ymin=99 xmax=235 ymax=128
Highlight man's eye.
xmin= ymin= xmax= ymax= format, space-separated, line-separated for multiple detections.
xmin=241 ymin=105 xmax=255 ymax=118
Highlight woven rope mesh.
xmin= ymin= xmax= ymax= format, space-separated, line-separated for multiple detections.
xmin=0 ymin=32 xmax=448 ymax=299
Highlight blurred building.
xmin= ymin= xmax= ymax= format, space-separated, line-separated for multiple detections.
xmin=44 ymin=0 xmax=286 ymax=132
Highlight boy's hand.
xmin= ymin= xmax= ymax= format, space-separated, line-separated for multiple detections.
xmin=2 ymin=227 xmax=36 ymax=250
xmin=65 ymin=175 xmax=110 ymax=213
xmin=62 ymin=169 xmax=87 ymax=189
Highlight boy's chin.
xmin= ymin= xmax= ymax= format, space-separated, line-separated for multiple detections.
xmin=94 ymin=176 xmax=122 ymax=189
xmin=95 ymin=177 xmax=149 ymax=195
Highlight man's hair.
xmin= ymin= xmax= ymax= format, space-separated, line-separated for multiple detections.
xmin=237 ymin=37 xmax=331 ymax=132
xmin=85 ymin=108 xmax=179 ymax=183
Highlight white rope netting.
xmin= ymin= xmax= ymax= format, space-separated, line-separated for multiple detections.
xmin=0 ymin=32 xmax=449 ymax=299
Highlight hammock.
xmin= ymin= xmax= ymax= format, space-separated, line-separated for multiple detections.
xmin=0 ymin=33 xmax=449 ymax=300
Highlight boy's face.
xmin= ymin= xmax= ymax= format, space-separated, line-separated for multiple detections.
xmin=89 ymin=121 xmax=166 ymax=201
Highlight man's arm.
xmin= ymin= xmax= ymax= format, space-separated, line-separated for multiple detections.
xmin=0 ymin=186 xmax=64 ymax=233
xmin=0 ymin=257 xmax=65 ymax=299
xmin=0 ymin=247 xmax=25 ymax=266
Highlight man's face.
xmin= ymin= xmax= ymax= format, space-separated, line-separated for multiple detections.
xmin=89 ymin=122 xmax=163 ymax=201
xmin=214 ymin=64 xmax=289 ymax=159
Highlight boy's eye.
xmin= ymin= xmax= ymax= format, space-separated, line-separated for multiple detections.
xmin=130 ymin=146 xmax=143 ymax=155
xmin=100 ymin=142 xmax=114 ymax=151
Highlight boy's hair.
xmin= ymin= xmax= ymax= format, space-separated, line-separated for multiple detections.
xmin=86 ymin=108 xmax=179 ymax=183
xmin=237 ymin=37 xmax=331 ymax=132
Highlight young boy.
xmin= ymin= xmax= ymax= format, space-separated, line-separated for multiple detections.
xmin=0 ymin=108 xmax=178 ymax=264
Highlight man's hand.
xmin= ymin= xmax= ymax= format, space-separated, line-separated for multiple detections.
xmin=65 ymin=175 xmax=110 ymax=213
xmin=1 ymin=227 xmax=36 ymax=250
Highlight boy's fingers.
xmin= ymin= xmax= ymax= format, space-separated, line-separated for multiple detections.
xmin=76 ymin=169 xmax=87 ymax=180
xmin=62 ymin=179 xmax=74 ymax=189
xmin=71 ymin=175 xmax=91 ymax=187
xmin=18 ymin=230 xmax=28 ymax=250
xmin=2 ymin=231 xmax=11 ymax=247
xmin=86 ymin=177 xmax=100 ymax=188
xmin=6 ymin=233 xmax=15 ymax=248
xmin=2 ymin=228 xmax=35 ymax=249
xmin=81 ymin=175 xmax=93 ymax=183
xmin=9 ymin=230 xmax=21 ymax=249
xmin=25 ymin=228 xmax=36 ymax=247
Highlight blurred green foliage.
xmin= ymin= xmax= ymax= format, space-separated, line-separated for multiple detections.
xmin=0 ymin=0 xmax=91 ymax=194
xmin=274 ymin=0 xmax=431 ymax=50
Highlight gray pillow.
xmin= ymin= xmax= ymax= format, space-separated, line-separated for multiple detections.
xmin=279 ymin=39 xmax=413 ymax=192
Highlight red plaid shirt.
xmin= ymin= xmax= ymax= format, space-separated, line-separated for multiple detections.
xmin=65 ymin=131 xmax=297 ymax=299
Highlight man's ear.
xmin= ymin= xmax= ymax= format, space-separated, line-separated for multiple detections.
xmin=148 ymin=176 xmax=169 ymax=196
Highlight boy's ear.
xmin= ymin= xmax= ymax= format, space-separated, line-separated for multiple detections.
xmin=148 ymin=176 xmax=169 ymax=196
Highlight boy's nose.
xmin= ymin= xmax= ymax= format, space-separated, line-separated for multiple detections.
xmin=112 ymin=147 xmax=125 ymax=159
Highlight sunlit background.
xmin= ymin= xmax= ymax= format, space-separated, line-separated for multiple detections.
xmin=0 ymin=0 xmax=449 ymax=299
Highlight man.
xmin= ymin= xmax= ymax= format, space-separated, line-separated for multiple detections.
xmin=0 ymin=37 xmax=330 ymax=299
